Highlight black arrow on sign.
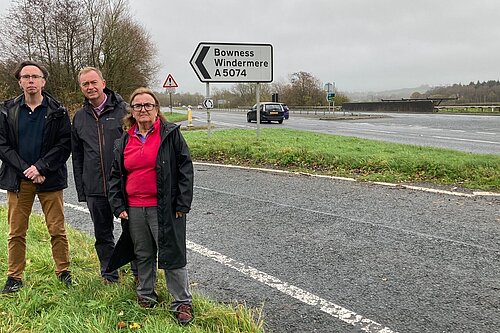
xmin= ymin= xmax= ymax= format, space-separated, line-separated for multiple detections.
xmin=195 ymin=46 xmax=211 ymax=80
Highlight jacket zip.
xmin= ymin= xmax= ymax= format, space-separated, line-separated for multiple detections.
xmin=94 ymin=112 xmax=107 ymax=195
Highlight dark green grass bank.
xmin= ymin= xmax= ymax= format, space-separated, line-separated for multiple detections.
xmin=183 ymin=128 xmax=499 ymax=192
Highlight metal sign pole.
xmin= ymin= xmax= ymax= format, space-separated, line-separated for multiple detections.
xmin=169 ymin=92 xmax=173 ymax=114
xmin=256 ymin=83 xmax=260 ymax=139
xmin=206 ymin=82 xmax=211 ymax=139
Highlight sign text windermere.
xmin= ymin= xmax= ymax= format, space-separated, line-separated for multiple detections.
xmin=190 ymin=42 xmax=273 ymax=83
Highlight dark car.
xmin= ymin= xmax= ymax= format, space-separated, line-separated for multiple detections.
xmin=280 ymin=103 xmax=290 ymax=119
xmin=247 ymin=102 xmax=285 ymax=124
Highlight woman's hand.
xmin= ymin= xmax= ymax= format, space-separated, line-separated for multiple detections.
xmin=176 ymin=211 xmax=184 ymax=218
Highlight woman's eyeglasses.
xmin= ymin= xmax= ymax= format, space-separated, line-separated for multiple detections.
xmin=131 ymin=103 xmax=157 ymax=112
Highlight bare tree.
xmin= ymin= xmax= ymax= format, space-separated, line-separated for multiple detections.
xmin=0 ymin=0 xmax=159 ymax=109
xmin=284 ymin=71 xmax=324 ymax=106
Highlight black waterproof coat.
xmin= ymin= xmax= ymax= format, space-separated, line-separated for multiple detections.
xmin=0 ymin=92 xmax=71 ymax=192
xmin=108 ymin=120 xmax=194 ymax=270
xmin=71 ymin=88 xmax=128 ymax=201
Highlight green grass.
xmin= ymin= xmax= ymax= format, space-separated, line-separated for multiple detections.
xmin=163 ymin=111 xmax=188 ymax=123
xmin=182 ymin=128 xmax=500 ymax=192
xmin=0 ymin=208 xmax=264 ymax=333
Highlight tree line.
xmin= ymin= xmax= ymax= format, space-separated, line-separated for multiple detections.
xmin=0 ymin=0 xmax=345 ymax=114
xmin=411 ymin=80 xmax=500 ymax=104
xmin=0 ymin=0 xmax=157 ymax=116
xmin=157 ymin=72 xmax=350 ymax=110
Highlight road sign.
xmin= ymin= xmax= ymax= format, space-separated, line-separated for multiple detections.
xmin=327 ymin=92 xmax=335 ymax=102
xmin=203 ymin=98 xmax=214 ymax=109
xmin=190 ymin=42 xmax=273 ymax=83
xmin=163 ymin=74 xmax=178 ymax=88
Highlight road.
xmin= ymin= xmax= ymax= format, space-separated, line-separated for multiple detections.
xmin=2 ymin=163 xmax=498 ymax=332
xmin=187 ymin=109 xmax=500 ymax=155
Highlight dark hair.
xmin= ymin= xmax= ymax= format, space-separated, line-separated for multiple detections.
xmin=14 ymin=60 xmax=49 ymax=80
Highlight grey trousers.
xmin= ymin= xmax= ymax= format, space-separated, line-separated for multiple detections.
xmin=128 ymin=207 xmax=192 ymax=309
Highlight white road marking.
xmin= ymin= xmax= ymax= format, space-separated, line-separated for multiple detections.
xmin=188 ymin=241 xmax=397 ymax=333
xmin=430 ymin=135 xmax=498 ymax=145
xmin=476 ymin=131 xmax=497 ymax=135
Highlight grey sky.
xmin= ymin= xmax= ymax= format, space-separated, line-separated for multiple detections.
xmin=1 ymin=0 xmax=499 ymax=94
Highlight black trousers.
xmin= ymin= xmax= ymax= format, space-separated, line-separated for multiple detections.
xmin=87 ymin=196 xmax=137 ymax=281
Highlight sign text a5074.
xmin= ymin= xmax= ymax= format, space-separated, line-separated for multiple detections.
xmin=190 ymin=42 xmax=273 ymax=83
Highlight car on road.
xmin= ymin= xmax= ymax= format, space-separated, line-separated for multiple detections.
xmin=247 ymin=102 xmax=285 ymax=124
xmin=279 ymin=103 xmax=290 ymax=119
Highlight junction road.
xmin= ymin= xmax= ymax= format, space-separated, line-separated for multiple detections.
xmin=3 ymin=163 xmax=497 ymax=332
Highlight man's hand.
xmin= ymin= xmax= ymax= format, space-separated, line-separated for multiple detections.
xmin=32 ymin=175 xmax=45 ymax=184
xmin=119 ymin=211 xmax=129 ymax=220
xmin=23 ymin=165 xmax=41 ymax=180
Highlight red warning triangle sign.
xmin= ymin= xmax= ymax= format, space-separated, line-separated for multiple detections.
xmin=163 ymin=74 xmax=178 ymax=88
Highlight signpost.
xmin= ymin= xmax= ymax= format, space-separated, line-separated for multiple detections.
xmin=324 ymin=82 xmax=335 ymax=114
xmin=190 ymin=42 xmax=274 ymax=138
xmin=163 ymin=74 xmax=178 ymax=113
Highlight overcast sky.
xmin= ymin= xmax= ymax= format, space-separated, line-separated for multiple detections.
xmin=1 ymin=0 xmax=499 ymax=94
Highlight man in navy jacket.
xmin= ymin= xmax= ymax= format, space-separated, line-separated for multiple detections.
xmin=0 ymin=61 xmax=72 ymax=293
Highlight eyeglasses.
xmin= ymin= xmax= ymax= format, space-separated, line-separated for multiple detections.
xmin=131 ymin=103 xmax=157 ymax=112
xmin=20 ymin=74 xmax=44 ymax=80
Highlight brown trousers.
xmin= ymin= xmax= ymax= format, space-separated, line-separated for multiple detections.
xmin=7 ymin=180 xmax=70 ymax=279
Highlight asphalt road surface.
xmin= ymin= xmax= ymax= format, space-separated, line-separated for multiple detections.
xmin=2 ymin=162 xmax=498 ymax=332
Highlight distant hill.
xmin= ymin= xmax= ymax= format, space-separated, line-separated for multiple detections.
xmin=344 ymin=85 xmax=431 ymax=102
xmin=415 ymin=80 xmax=500 ymax=104
xmin=344 ymin=80 xmax=500 ymax=104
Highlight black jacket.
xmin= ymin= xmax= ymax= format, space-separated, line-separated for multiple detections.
xmin=108 ymin=120 xmax=194 ymax=270
xmin=0 ymin=91 xmax=71 ymax=192
xmin=71 ymin=88 xmax=128 ymax=201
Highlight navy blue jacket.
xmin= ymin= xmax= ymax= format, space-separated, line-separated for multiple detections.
xmin=0 ymin=91 xmax=71 ymax=192
xmin=71 ymin=88 xmax=127 ymax=201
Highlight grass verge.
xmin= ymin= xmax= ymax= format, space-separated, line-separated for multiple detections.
xmin=182 ymin=128 xmax=500 ymax=192
xmin=163 ymin=111 xmax=188 ymax=123
xmin=0 ymin=207 xmax=264 ymax=333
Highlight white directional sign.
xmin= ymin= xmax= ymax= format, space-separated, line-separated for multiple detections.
xmin=190 ymin=42 xmax=273 ymax=83
xmin=203 ymin=98 xmax=214 ymax=109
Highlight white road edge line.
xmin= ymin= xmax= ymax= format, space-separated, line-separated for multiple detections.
xmin=194 ymin=162 xmax=500 ymax=197
xmin=0 ymin=190 xmax=397 ymax=332
xmin=187 ymin=240 xmax=397 ymax=333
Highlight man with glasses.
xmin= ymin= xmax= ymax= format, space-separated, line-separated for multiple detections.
xmin=71 ymin=67 xmax=136 ymax=284
xmin=0 ymin=60 xmax=72 ymax=293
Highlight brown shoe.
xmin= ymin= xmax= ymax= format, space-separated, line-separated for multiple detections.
xmin=175 ymin=304 xmax=193 ymax=325
xmin=137 ymin=296 xmax=157 ymax=308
